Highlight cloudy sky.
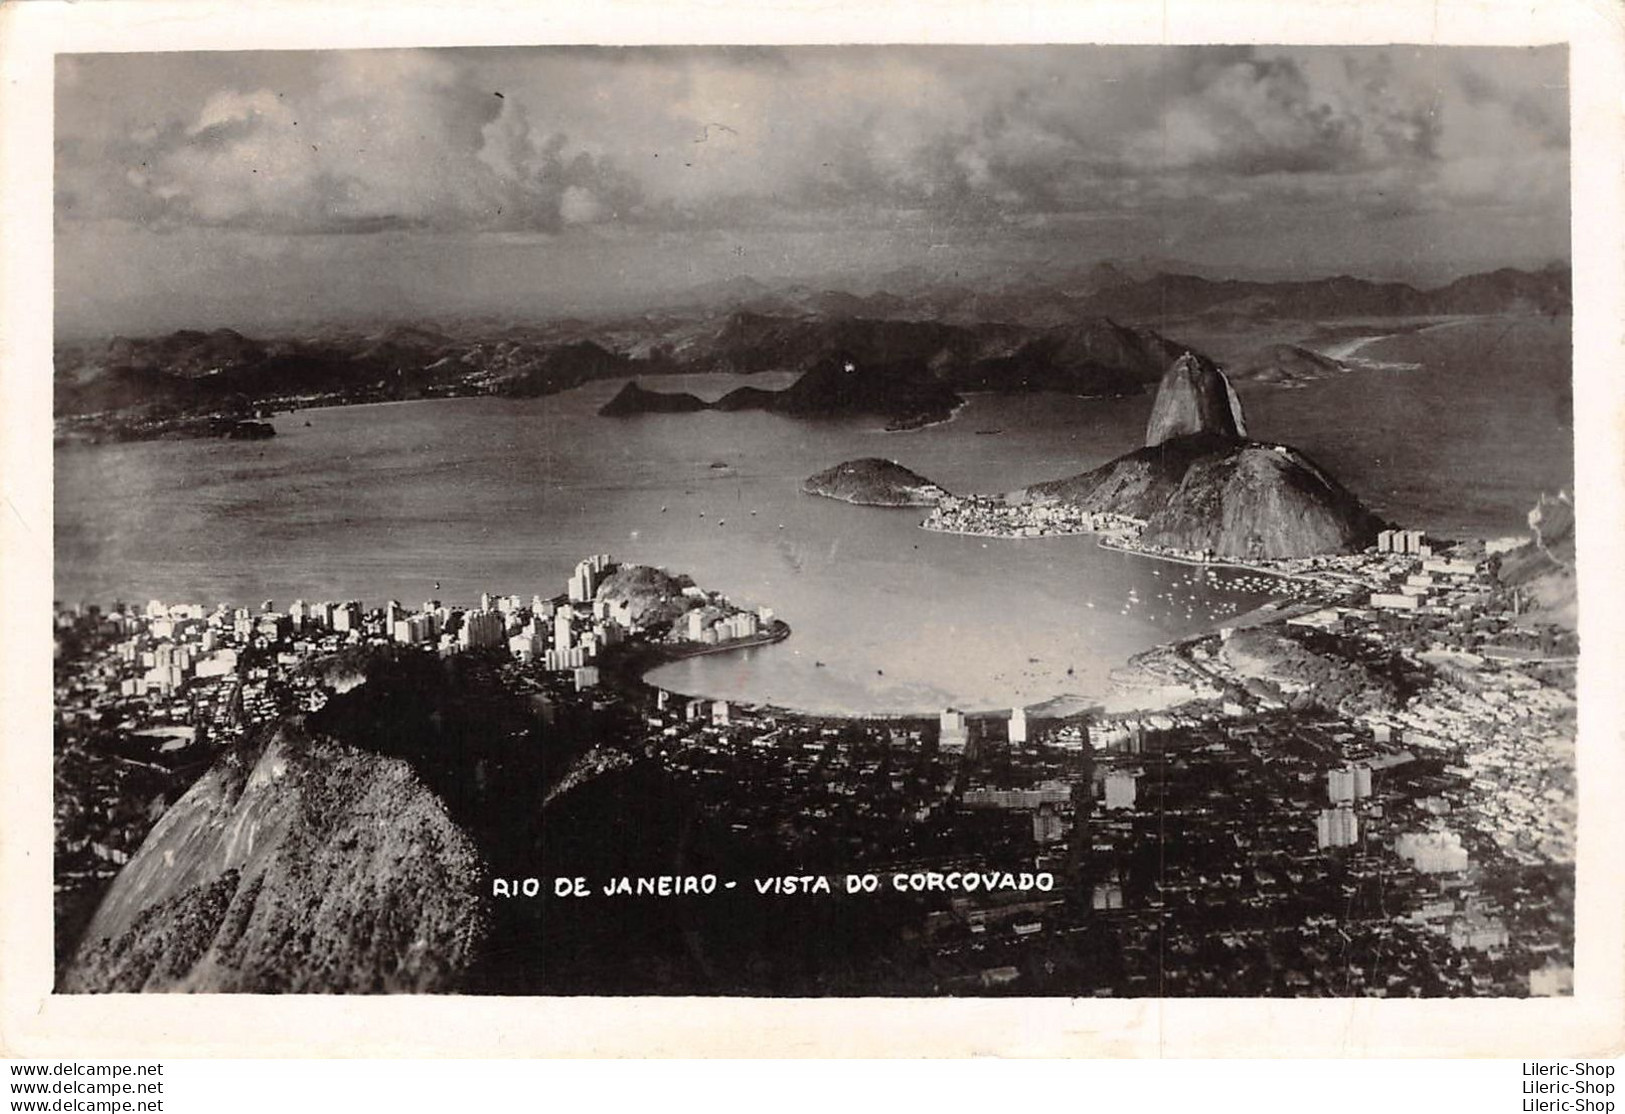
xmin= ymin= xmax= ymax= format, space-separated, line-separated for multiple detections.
xmin=55 ymin=45 xmax=1568 ymax=335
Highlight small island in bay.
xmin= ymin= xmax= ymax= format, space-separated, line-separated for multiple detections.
xmin=801 ymin=458 xmax=950 ymax=507
xmin=807 ymin=351 xmax=1384 ymax=563
xmin=54 ymin=413 xmax=277 ymax=446
xmin=599 ymin=353 xmax=964 ymax=430
xmin=599 ymin=381 xmax=710 ymax=416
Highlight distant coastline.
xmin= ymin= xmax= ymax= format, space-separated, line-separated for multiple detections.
xmin=51 ymin=267 xmax=1570 ymax=453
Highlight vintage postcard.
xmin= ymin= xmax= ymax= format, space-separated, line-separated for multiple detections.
xmin=2 ymin=0 xmax=1621 ymax=1058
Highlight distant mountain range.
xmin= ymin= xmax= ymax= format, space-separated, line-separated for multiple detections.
xmin=1075 ymin=265 xmax=1570 ymax=324
xmin=658 ymin=260 xmax=1571 ymax=327
xmin=598 ymin=315 xmax=1193 ymax=426
xmin=54 ymin=263 xmax=1569 ymax=437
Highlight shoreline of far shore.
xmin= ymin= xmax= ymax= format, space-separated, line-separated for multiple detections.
xmin=913 ymin=513 xmax=1330 ymax=591
xmin=54 ymin=311 xmax=1562 ymax=451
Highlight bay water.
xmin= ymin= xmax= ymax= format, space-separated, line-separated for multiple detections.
xmin=54 ymin=316 xmax=1571 ymax=714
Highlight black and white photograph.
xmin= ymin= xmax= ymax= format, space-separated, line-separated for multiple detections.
xmin=42 ymin=37 xmax=1585 ymax=1000
xmin=6 ymin=1 xmax=1621 ymax=1062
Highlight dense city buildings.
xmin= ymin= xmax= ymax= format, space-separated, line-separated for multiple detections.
xmin=54 ymin=520 xmax=1576 ymax=995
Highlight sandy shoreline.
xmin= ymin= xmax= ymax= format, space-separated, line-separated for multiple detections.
xmin=1313 ymin=314 xmax=1486 ymax=367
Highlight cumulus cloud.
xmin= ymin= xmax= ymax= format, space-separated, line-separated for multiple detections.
xmin=56 ymin=44 xmax=1567 ymax=243
xmin=59 ymin=49 xmax=642 ymax=234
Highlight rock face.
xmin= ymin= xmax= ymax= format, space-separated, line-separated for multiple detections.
xmin=1023 ymin=433 xmax=1231 ymax=519
xmin=63 ymin=725 xmax=488 ymax=993
xmin=802 ymin=458 xmax=949 ymax=506
xmin=1023 ymin=433 xmax=1376 ymax=559
xmin=1526 ymin=490 xmax=1575 ymax=566
xmin=1020 ymin=350 xmax=1379 ymax=560
xmin=1496 ymin=491 xmax=1576 ymax=629
xmin=1139 ymin=442 xmax=1380 ymax=559
xmin=1144 ymin=352 xmax=1247 ymax=446
xmin=64 ymin=638 xmax=856 ymax=996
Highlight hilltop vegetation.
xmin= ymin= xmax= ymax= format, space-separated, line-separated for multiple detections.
xmin=1218 ymin=628 xmax=1403 ymax=717
xmin=594 ymin=565 xmax=701 ymax=627
xmin=802 ymin=458 xmax=950 ymax=507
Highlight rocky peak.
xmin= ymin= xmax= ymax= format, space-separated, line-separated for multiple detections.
xmin=1527 ymin=490 xmax=1575 ymax=569
xmin=1144 ymin=351 xmax=1247 ymax=447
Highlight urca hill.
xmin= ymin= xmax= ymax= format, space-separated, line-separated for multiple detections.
xmin=1022 ymin=352 xmax=1381 ymax=560
xmin=802 ymin=458 xmax=949 ymax=507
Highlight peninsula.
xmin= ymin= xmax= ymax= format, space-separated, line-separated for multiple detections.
xmin=811 ymin=351 xmax=1382 ymax=564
